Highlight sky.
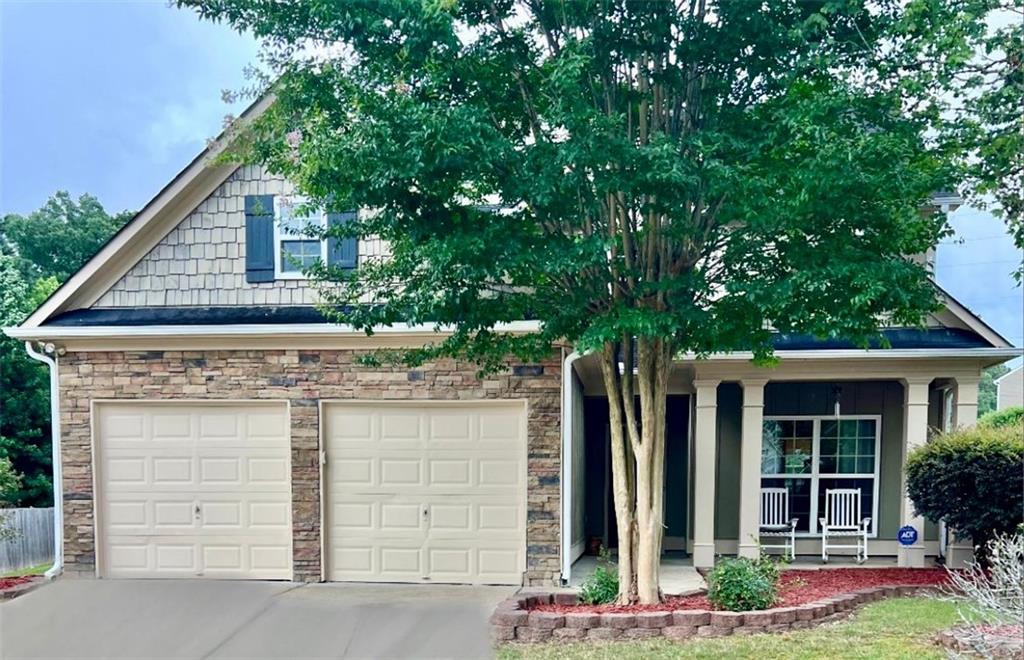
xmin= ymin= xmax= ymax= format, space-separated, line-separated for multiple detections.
xmin=1 ymin=1 xmax=1021 ymax=356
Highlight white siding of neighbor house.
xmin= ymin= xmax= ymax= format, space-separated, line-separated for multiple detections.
xmin=92 ymin=165 xmax=386 ymax=308
xmin=997 ymin=366 xmax=1024 ymax=411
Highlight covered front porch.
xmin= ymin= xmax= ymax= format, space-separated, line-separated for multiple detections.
xmin=559 ymin=348 xmax=990 ymax=585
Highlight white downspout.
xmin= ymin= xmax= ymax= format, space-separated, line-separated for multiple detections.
xmin=560 ymin=350 xmax=582 ymax=585
xmin=24 ymin=341 xmax=63 ymax=579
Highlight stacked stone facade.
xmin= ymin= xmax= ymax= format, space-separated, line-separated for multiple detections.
xmin=58 ymin=348 xmax=562 ymax=585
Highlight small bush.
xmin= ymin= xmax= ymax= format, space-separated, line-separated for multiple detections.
xmin=578 ymin=552 xmax=619 ymax=605
xmin=906 ymin=422 xmax=1024 ymax=563
xmin=706 ymin=555 xmax=781 ymax=611
xmin=978 ymin=406 xmax=1024 ymax=429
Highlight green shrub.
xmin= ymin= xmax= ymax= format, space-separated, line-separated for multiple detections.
xmin=578 ymin=553 xmax=619 ymax=605
xmin=978 ymin=406 xmax=1024 ymax=429
xmin=706 ymin=555 xmax=781 ymax=611
xmin=906 ymin=421 xmax=1024 ymax=563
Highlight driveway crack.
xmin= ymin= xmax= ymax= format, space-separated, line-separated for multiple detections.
xmin=199 ymin=583 xmax=306 ymax=659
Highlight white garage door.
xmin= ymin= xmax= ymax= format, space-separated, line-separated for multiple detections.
xmin=95 ymin=402 xmax=292 ymax=579
xmin=324 ymin=401 xmax=526 ymax=585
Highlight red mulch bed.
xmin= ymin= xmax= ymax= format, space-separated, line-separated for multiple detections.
xmin=532 ymin=568 xmax=950 ymax=614
xmin=0 ymin=576 xmax=33 ymax=591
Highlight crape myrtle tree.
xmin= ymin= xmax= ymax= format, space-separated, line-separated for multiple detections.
xmin=181 ymin=0 xmax=992 ymax=603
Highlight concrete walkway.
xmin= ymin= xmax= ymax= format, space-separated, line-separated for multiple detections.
xmin=569 ymin=554 xmax=706 ymax=595
xmin=0 ymin=579 xmax=514 ymax=659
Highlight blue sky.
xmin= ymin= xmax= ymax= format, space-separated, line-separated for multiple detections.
xmin=1 ymin=1 xmax=1021 ymax=353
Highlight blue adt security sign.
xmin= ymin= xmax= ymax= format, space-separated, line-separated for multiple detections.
xmin=897 ymin=525 xmax=919 ymax=546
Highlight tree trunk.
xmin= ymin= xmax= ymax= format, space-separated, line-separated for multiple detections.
xmin=599 ymin=338 xmax=672 ymax=605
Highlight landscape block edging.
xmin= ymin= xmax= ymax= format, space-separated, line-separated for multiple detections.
xmin=492 ymin=584 xmax=935 ymax=643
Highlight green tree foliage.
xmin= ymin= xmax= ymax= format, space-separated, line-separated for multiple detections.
xmin=0 ymin=455 xmax=20 ymax=505
xmin=906 ymin=422 xmax=1024 ymax=562
xmin=0 ymin=255 xmax=59 ymax=506
xmin=1 ymin=191 xmax=133 ymax=282
xmin=978 ymin=405 xmax=1024 ymax=429
xmin=181 ymin=0 xmax=1001 ymax=602
xmin=0 ymin=192 xmax=130 ymax=506
xmin=955 ymin=3 xmax=1023 ymax=279
xmin=979 ymin=363 xmax=1011 ymax=415
xmin=0 ymin=456 xmax=21 ymax=542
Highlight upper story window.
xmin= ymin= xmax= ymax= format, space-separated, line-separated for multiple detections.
xmin=244 ymin=193 xmax=359 ymax=284
xmin=275 ymin=197 xmax=326 ymax=279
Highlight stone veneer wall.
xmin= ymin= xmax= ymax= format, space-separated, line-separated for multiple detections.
xmin=92 ymin=165 xmax=386 ymax=308
xmin=58 ymin=349 xmax=562 ymax=584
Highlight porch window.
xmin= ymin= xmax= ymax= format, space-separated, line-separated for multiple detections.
xmin=761 ymin=416 xmax=880 ymax=536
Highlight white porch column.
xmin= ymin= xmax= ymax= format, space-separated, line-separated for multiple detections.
xmin=738 ymin=379 xmax=768 ymax=559
xmin=952 ymin=376 xmax=980 ymax=428
xmin=692 ymin=379 xmax=720 ymax=569
xmin=899 ymin=377 xmax=932 ymax=567
xmin=947 ymin=374 xmax=981 ymax=567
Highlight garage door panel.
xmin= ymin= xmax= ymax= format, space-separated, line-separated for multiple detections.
xmin=97 ymin=403 xmax=292 ymax=580
xmin=325 ymin=402 xmax=525 ymax=585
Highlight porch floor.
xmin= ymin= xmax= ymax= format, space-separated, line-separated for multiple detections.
xmin=569 ymin=551 xmax=706 ymax=596
xmin=783 ymin=555 xmax=904 ymax=570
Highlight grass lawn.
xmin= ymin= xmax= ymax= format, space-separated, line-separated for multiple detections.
xmin=1 ymin=562 xmax=51 ymax=578
xmin=498 ymin=597 xmax=960 ymax=660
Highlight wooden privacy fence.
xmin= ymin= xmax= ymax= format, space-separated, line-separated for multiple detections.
xmin=0 ymin=508 xmax=54 ymax=573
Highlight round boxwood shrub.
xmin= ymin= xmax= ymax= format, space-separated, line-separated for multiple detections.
xmin=978 ymin=406 xmax=1024 ymax=430
xmin=706 ymin=556 xmax=780 ymax=611
xmin=906 ymin=421 xmax=1024 ymax=563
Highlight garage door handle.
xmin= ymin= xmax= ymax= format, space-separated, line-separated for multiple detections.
xmin=194 ymin=503 xmax=201 ymax=519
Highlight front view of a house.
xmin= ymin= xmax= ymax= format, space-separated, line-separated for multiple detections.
xmin=6 ymin=102 xmax=1018 ymax=586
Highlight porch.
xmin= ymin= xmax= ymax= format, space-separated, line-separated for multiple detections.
xmin=559 ymin=349 xmax=988 ymax=585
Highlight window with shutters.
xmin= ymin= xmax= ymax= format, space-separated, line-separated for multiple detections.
xmin=274 ymin=197 xmax=327 ymax=279
xmin=760 ymin=416 xmax=881 ymax=536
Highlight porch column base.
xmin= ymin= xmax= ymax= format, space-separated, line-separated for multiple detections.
xmin=738 ymin=543 xmax=760 ymax=560
xmin=946 ymin=543 xmax=975 ymax=569
xmin=898 ymin=546 xmax=926 ymax=568
xmin=693 ymin=543 xmax=716 ymax=569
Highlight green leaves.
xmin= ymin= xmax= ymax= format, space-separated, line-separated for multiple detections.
xmin=179 ymin=0 xmax=995 ymax=369
xmin=905 ymin=421 xmax=1024 ymax=558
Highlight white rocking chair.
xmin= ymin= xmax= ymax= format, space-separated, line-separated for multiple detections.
xmin=759 ymin=488 xmax=798 ymax=559
xmin=820 ymin=488 xmax=871 ymax=563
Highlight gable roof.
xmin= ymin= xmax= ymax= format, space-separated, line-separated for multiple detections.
xmin=7 ymin=90 xmax=1015 ymax=355
xmin=17 ymin=93 xmax=275 ymax=329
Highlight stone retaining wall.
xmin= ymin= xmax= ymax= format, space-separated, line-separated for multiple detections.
xmin=492 ymin=585 xmax=934 ymax=643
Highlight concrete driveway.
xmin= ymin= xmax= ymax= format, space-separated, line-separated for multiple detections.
xmin=0 ymin=579 xmax=514 ymax=659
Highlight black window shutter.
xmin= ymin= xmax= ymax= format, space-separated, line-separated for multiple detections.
xmin=327 ymin=211 xmax=358 ymax=269
xmin=245 ymin=194 xmax=275 ymax=283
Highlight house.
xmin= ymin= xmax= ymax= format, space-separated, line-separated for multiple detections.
xmin=995 ymin=365 xmax=1024 ymax=411
xmin=5 ymin=97 xmax=1020 ymax=587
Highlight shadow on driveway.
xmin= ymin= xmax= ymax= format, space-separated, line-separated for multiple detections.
xmin=0 ymin=579 xmax=514 ymax=659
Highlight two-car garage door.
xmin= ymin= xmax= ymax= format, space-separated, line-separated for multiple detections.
xmin=94 ymin=400 xmax=527 ymax=584
xmin=323 ymin=402 xmax=527 ymax=585
xmin=95 ymin=402 xmax=293 ymax=579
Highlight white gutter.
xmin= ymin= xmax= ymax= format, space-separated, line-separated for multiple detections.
xmin=681 ymin=348 xmax=1022 ymax=361
xmin=560 ymin=350 xmax=582 ymax=585
xmin=3 ymin=320 xmax=543 ymax=340
xmin=23 ymin=342 xmax=63 ymax=579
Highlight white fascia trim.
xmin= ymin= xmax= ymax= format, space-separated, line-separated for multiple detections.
xmin=682 ymin=348 xmax=1023 ymax=361
xmin=3 ymin=320 xmax=543 ymax=341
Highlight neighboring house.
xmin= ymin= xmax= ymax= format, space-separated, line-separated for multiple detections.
xmin=5 ymin=98 xmax=1020 ymax=587
xmin=995 ymin=365 xmax=1024 ymax=411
